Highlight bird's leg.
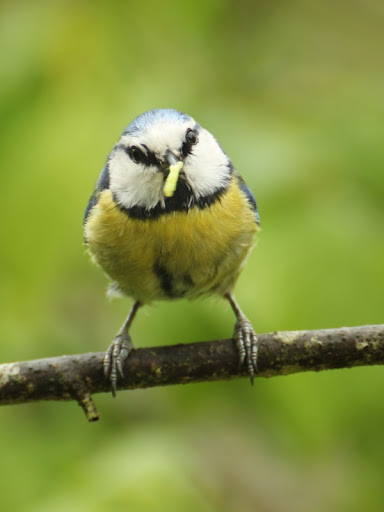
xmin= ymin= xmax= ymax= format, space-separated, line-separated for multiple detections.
xmin=104 ymin=300 xmax=142 ymax=396
xmin=225 ymin=292 xmax=258 ymax=384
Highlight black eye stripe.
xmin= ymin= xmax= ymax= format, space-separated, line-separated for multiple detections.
xmin=181 ymin=127 xmax=199 ymax=158
xmin=141 ymin=145 xmax=160 ymax=167
xmin=130 ymin=145 xmax=147 ymax=164
xmin=118 ymin=126 xmax=199 ymax=167
xmin=186 ymin=128 xmax=198 ymax=144
xmin=119 ymin=144 xmax=160 ymax=167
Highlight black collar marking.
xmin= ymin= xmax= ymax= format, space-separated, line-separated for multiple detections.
xmin=114 ymin=175 xmax=231 ymax=220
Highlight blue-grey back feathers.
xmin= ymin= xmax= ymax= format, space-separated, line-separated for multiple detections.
xmin=237 ymin=177 xmax=260 ymax=226
xmin=83 ymin=164 xmax=110 ymax=225
xmin=83 ymin=193 xmax=98 ymax=226
xmin=97 ymin=164 xmax=110 ymax=192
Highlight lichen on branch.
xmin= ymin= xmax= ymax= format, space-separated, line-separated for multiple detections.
xmin=0 ymin=324 xmax=383 ymax=421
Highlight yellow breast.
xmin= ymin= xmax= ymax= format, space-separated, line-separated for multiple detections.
xmin=84 ymin=179 xmax=259 ymax=302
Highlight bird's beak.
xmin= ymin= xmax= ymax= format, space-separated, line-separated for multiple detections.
xmin=163 ymin=152 xmax=183 ymax=198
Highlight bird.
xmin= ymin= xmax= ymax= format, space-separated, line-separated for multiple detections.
xmin=83 ymin=108 xmax=260 ymax=395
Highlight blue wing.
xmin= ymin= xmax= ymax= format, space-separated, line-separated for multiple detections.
xmin=237 ymin=175 xmax=260 ymax=226
xmin=83 ymin=163 xmax=110 ymax=226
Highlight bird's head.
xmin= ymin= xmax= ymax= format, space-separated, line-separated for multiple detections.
xmin=106 ymin=109 xmax=232 ymax=215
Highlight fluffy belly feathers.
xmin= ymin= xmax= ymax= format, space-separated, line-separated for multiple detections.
xmin=85 ymin=181 xmax=258 ymax=302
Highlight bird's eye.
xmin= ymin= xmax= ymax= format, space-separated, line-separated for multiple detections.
xmin=186 ymin=128 xmax=198 ymax=145
xmin=129 ymin=146 xmax=147 ymax=164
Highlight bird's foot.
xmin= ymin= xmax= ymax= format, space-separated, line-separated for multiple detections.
xmin=103 ymin=333 xmax=134 ymax=397
xmin=233 ymin=316 xmax=258 ymax=384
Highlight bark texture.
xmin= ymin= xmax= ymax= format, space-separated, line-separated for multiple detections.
xmin=0 ymin=324 xmax=383 ymax=421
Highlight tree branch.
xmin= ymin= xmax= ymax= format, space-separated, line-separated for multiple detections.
xmin=1 ymin=324 xmax=383 ymax=421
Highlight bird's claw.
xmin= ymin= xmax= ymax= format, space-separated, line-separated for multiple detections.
xmin=233 ymin=317 xmax=258 ymax=384
xmin=104 ymin=334 xmax=133 ymax=397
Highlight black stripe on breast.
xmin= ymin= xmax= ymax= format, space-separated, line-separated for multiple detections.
xmin=153 ymin=261 xmax=194 ymax=298
xmin=153 ymin=261 xmax=174 ymax=297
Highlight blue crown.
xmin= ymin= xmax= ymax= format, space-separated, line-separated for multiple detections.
xmin=123 ymin=109 xmax=191 ymax=136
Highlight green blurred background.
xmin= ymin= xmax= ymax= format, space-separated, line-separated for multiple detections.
xmin=1 ymin=0 xmax=384 ymax=510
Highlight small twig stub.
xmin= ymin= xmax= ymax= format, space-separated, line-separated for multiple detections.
xmin=0 ymin=325 xmax=383 ymax=421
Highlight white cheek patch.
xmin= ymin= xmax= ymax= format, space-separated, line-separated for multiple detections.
xmin=109 ymin=120 xmax=232 ymax=211
xmin=185 ymin=130 xmax=230 ymax=198
xmin=109 ymin=150 xmax=164 ymax=210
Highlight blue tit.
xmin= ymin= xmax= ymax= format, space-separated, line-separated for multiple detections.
xmin=84 ymin=109 xmax=260 ymax=395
